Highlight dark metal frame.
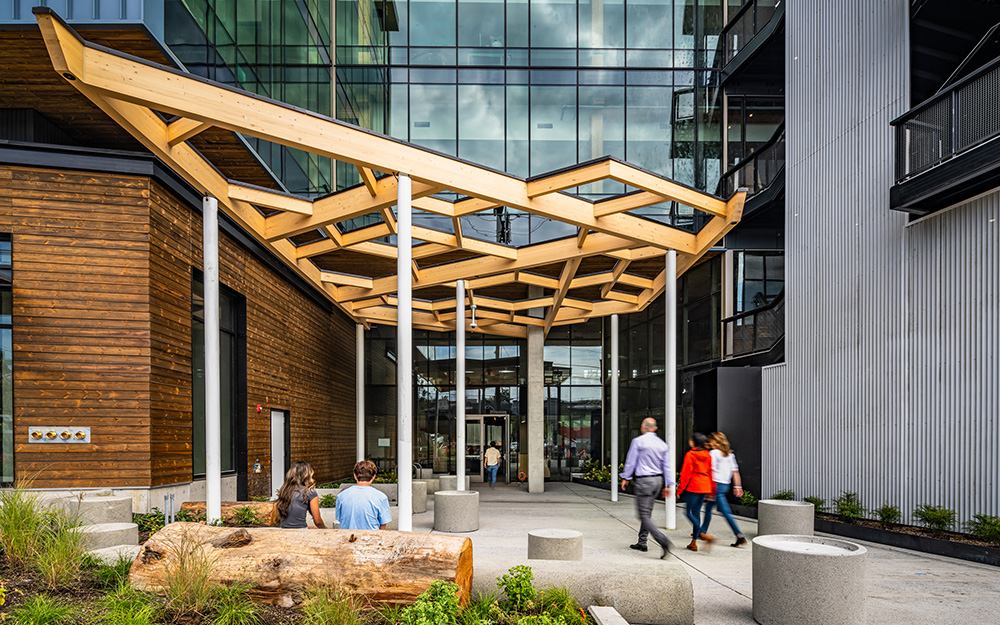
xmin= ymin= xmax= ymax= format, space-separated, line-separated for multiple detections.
xmin=721 ymin=288 xmax=784 ymax=360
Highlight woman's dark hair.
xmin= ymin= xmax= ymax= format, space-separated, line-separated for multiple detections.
xmin=691 ymin=432 xmax=709 ymax=449
xmin=276 ymin=461 xmax=316 ymax=521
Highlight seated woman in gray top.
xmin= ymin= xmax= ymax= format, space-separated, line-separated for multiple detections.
xmin=276 ymin=461 xmax=327 ymax=529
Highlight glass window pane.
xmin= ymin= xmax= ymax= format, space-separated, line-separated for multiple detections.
xmin=530 ymin=0 xmax=577 ymax=48
xmin=459 ymin=84 xmax=505 ymax=170
xmin=579 ymin=86 xmax=625 ymax=196
xmin=1 ymin=327 xmax=12 ymax=484
xmin=410 ymin=84 xmax=457 ymax=155
xmin=530 ymin=85 xmax=577 ymax=175
xmin=507 ymin=0 xmax=529 ymax=47
xmin=579 ymin=0 xmax=624 ymax=48
xmin=626 ymin=0 xmax=672 ymax=49
xmin=410 ymin=0 xmax=456 ymax=46
xmin=459 ymin=0 xmax=505 ymax=47
xmin=626 ymin=86 xmax=672 ymax=177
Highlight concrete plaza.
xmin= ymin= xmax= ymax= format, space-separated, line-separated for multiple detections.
xmin=410 ymin=482 xmax=1000 ymax=624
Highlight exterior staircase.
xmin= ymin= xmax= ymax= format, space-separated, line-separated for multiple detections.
xmin=56 ymin=493 xmax=141 ymax=564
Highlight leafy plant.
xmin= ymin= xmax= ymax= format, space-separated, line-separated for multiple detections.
xmin=966 ymin=514 xmax=1000 ymax=544
xmin=98 ymin=581 xmax=162 ymax=625
xmin=804 ymin=497 xmax=826 ymax=514
xmin=498 ymin=565 xmax=536 ymax=614
xmin=211 ymin=582 xmax=264 ymax=625
xmin=536 ymin=586 xmax=583 ymax=624
xmin=300 ymin=585 xmax=365 ymax=625
xmin=913 ymin=504 xmax=957 ymax=532
xmin=174 ymin=509 xmax=202 ymax=523
xmin=874 ymin=504 xmax=900 ymax=527
xmin=457 ymin=593 xmax=499 ymax=625
xmin=399 ymin=580 xmax=462 ymax=625
xmin=161 ymin=531 xmax=220 ymax=620
xmin=249 ymin=495 xmax=272 ymax=503
xmin=133 ymin=508 xmax=166 ymax=535
xmin=8 ymin=595 xmax=77 ymax=625
xmin=516 ymin=616 xmax=560 ymax=625
xmin=375 ymin=602 xmax=406 ymax=625
xmin=770 ymin=489 xmax=795 ymax=501
xmin=833 ymin=492 xmax=864 ymax=523
xmin=738 ymin=490 xmax=758 ymax=507
xmin=231 ymin=506 xmax=263 ymax=526
xmin=318 ymin=494 xmax=337 ymax=509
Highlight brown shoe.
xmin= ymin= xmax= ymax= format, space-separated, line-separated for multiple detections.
xmin=686 ymin=539 xmax=698 ymax=552
xmin=731 ymin=536 xmax=747 ymax=548
xmin=699 ymin=532 xmax=715 ymax=542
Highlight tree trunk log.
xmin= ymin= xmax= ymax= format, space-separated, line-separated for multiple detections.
xmin=178 ymin=501 xmax=275 ymax=525
xmin=129 ymin=522 xmax=473 ymax=607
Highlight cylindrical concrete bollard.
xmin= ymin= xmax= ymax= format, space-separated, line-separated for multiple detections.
xmin=752 ymin=535 xmax=867 ymax=625
xmin=438 ymin=475 xmax=472 ymax=491
xmin=412 ymin=480 xmax=428 ymax=513
xmin=757 ymin=500 xmax=814 ymax=536
xmin=528 ymin=529 xmax=583 ymax=561
xmin=434 ymin=490 xmax=480 ymax=532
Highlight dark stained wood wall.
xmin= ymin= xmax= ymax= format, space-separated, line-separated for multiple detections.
xmin=0 ymin=165 xmax=357 ymax=492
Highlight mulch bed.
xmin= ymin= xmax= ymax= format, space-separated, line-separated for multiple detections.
xmin=813 ymin=513 xmax=999 ymax=548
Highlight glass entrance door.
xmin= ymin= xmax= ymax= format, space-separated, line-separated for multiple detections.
xmin=465 ymin=415 xmax=509 ymax=483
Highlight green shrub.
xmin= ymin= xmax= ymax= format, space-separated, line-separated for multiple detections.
xmin=874 ymin=504 xmax=900 ymax=527
xmin=457 ymin=593 xmax=500 ymax=625
xmin=35 ymin=509 xmax=88 ymax=590
xmin=738 ymin=490 xmax=758 ymax=507
xmin=98 ymin=581 xmax=162 ymax=625
xmin=517 ymin=616 xmax=560 ymax=625
xmin=966 ymin=514 xmax=1000 ymax=544
xmin=375 ymin=602 xmax=406 ymax=625
xmin=8 ymin=595 xmax=77 ymax=625
xmin=770 ymin=489 xmax=795 ymax=501
xmin=0 ymin=483 xmax=45 ymax=570
xmin=231 ymin=506 xmax=263 ymax=526
xmin=249 ymin=495 xmax=272 ymax=503
xmin=174 ymin=509 xmax=202 ymax=523
xmin=161 ymin=531 xmax=220 ymax=620
xmin=318 ymin=494 xmax=337 ymax=509
xmin=300 ymin=585 xmax=365 ymax=625
xmin=833 ymin=492 xmax=864 ymax=523
xmin=804 ymin=497 xmax=826 ymax=514
xmin=399 ymin=580 xmax=462 ymax=625
xmin=211 ymin=582 xmax=264 ymax=625
xmin=913 ymin=504 xmax=957 ymax=532
xmin=133 ymin=509 xmax=166 ymax=535
xmin=87 ymin=553 xmax=134 ymax=590
xmin=498 ymin=565 xmax=536 ymax=614
xmin=536 ymin=586 xmax=583 ymax=623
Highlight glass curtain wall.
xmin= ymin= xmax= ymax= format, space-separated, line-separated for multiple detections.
xmin=336 ymin=0 xmax=726 ymax=226
xmin=165 ymin=0 xmax=334 ymax=195
xmin=0 ymin=237 xmax=11 ymax=485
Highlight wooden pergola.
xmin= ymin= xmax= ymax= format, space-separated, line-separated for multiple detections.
xmin=35 ymin=9 xmax=745 ymax=340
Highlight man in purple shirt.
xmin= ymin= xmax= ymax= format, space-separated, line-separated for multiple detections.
xmin=620 ymin=417 xmax=673 ymax=558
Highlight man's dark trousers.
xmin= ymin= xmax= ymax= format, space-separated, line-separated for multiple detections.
xmin=634 ymin=475 xmax=670 ymax=548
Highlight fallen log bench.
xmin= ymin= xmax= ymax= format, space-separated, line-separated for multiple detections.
xmin=129 ymin=522 xmax=473 ymax=608
xmin=179 ymin=501 xmax=275 ymax=525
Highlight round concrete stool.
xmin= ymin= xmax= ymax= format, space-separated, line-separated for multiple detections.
xmin=757 ymin=499 xmax=814 ymax=536
xmin=527 ymin=529 xmax=583 ymax=561
xmin=752 ymin=535 xmax=867 ymax=625
xmin=412 ymin=480 xmax=428 ymax=513
xmin=434 ymin=490 xmax=480 ymax=532
xmin=438 ymin=475 xmax=471 ymax=491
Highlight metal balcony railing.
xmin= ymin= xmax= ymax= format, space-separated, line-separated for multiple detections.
xmin=892 ymin=56 xmax=1000 ymax=183
xmin=721 ymin=0 xmax=782 ymax=66
xmin=722 ymin=290 xmax=784 ymax=360
xmin=717 ymin=123 xmax=785 ymax=198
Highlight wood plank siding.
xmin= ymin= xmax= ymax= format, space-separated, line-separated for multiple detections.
xmin=0 ymin=165 xmax=356 ymax=492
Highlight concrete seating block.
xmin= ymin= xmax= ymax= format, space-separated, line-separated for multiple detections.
xmin=58 ymin=495 xmax=133 ymax=525
xmin=474 ymin=559 xmax=692 ymax=625
xmin=80 ymin=523 xmax=139 ymax=551
xmin=757 ymin=500 xmax=815 ymax=536
xmin=416 ymin=468 xmax=433 ymax=479
xmin=527 ymin=528 xmax=583 ymax=561
xmin=424 ymin=478 xmax=441 ymax=494
xmin=307 ymin=507 xmax=339 ymax=529
xmin=588 ymin=606 xmax=630 ymax=625
xmin=434 ymin=491 xmax=479 ymax=532
xmin=88 ymin=544 xmax=141 ymax=565
xmin=438 ymin=475 xmax=471 ymax=491
xmin=753 ymin=534 xmax=867 ymax=625
xmin=411 ymin=481 xmax=428 ymax=513
xmin=387 ymin=506 xmax=399 ymax=530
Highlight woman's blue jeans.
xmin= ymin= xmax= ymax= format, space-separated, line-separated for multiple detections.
xmin=701 ymin=482 xmax=743 ymax=536
xmin=684 ymin=492 xmax=708 ymax=539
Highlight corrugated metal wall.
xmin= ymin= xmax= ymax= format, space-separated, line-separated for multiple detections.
xmin=763 ymin=0 xmax=1000 ymax=524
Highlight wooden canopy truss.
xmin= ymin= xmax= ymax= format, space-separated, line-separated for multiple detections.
xmin=35 ymin=9 xmax=745 ymax=338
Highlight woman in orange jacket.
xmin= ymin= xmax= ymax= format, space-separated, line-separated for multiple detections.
xmin=677 ymin=432 xmax=715 ymax=551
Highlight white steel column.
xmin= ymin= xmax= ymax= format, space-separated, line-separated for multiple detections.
xmin=356 ymin=323 xmax=365 ymax=462
xmin=664 ymin=250 xmax=677 ymax=529
xmin=396 ymin=174 xmax=413 ymax=531
xmin=456 ymin=279 xmax=467 ymax=491
xmin=202 ymin=196 xmax=222 ymax=525
xmin=610 ymin=314 xmax=619 ymax=503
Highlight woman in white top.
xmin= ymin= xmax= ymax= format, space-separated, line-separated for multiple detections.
xmin=699 ymin=432 xmax=747 ymax=547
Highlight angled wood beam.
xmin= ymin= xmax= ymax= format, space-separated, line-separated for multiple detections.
xmin=412 ymin=225 xmax=517 ymax=260
xmin=412 ymin=196 xmax=455 ymax=217
xmin=167 ymin=117 xmax=212 ymax=146
xmin=381 ymin=207 xmax=397 ymax=235
xmin=527 ymin=161 xmax=611 ymax=198
xmin=606 ymin=161 xmax=728 ymax=218
xmin=593 ymin=191 xmax=669 ymax=218
xmin=561 ymin=297 xmax=594 ymax=311
xmin=510 ymin=296 xmax=555 ymax=311
xmin=413 ymin=243 xmax=453 ymax=260
xmin=452 ymin=217 xmax=464 ymax=248
xmin=357 ymin=165 xmax=378 ymax=195
xmin=516 ymin=272 xmax=559 ymax=290
xmin=544 ymin=258 xmax=582 ymax=334
xmin=617 ymin=273 xmax=655 ymax=290
xmin=576 ymin=227 xmax=590 ymax=248
xmin=320 ymin=272 xmax=374 ymax=289
xmin=569 ymin=272 xmax=611 ymax=289
xmin=342 ymin=222 xmax=393 ymax=246
xmin=348 ymin=240 xmax=397 ymax=259
xmin=229 ymin=181 xmax=313 ymax=215
xmin=453 ymin=197 xmax=501 ymax=217
xmin=604 ymin=290 xmax=640 ymax=305
xmin=600 ymin=259 xmax=631 ymax=298
xmin=467 ymin=272 xmax=518 ymax=289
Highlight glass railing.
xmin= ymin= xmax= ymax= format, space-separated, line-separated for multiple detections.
xmin=717 ymin=123 xmax=784 ymax=197
xmin=722 ymin=290 xmax=784 ymax=360
xmin=720 ymin=0 xmax=782 ymax=66
xmin=892 ymin=56 xmax=1000 ymax=183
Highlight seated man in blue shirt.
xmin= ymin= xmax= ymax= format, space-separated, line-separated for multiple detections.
xmin=336 ymin=460 xmax=392 ymax=530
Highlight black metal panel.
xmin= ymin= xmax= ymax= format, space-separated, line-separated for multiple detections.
xmin=890 ymin=136 xmax=1000 ymax=215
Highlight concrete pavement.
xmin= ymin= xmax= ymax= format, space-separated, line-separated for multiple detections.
xmin=409 ymin=481 xmax=1000 ymax=624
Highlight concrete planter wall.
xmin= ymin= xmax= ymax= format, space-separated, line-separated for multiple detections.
xmin=757 ymin=499 xmax=814 ymax=536
xmin=753 ymin=534 xmax=867 ymax=625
